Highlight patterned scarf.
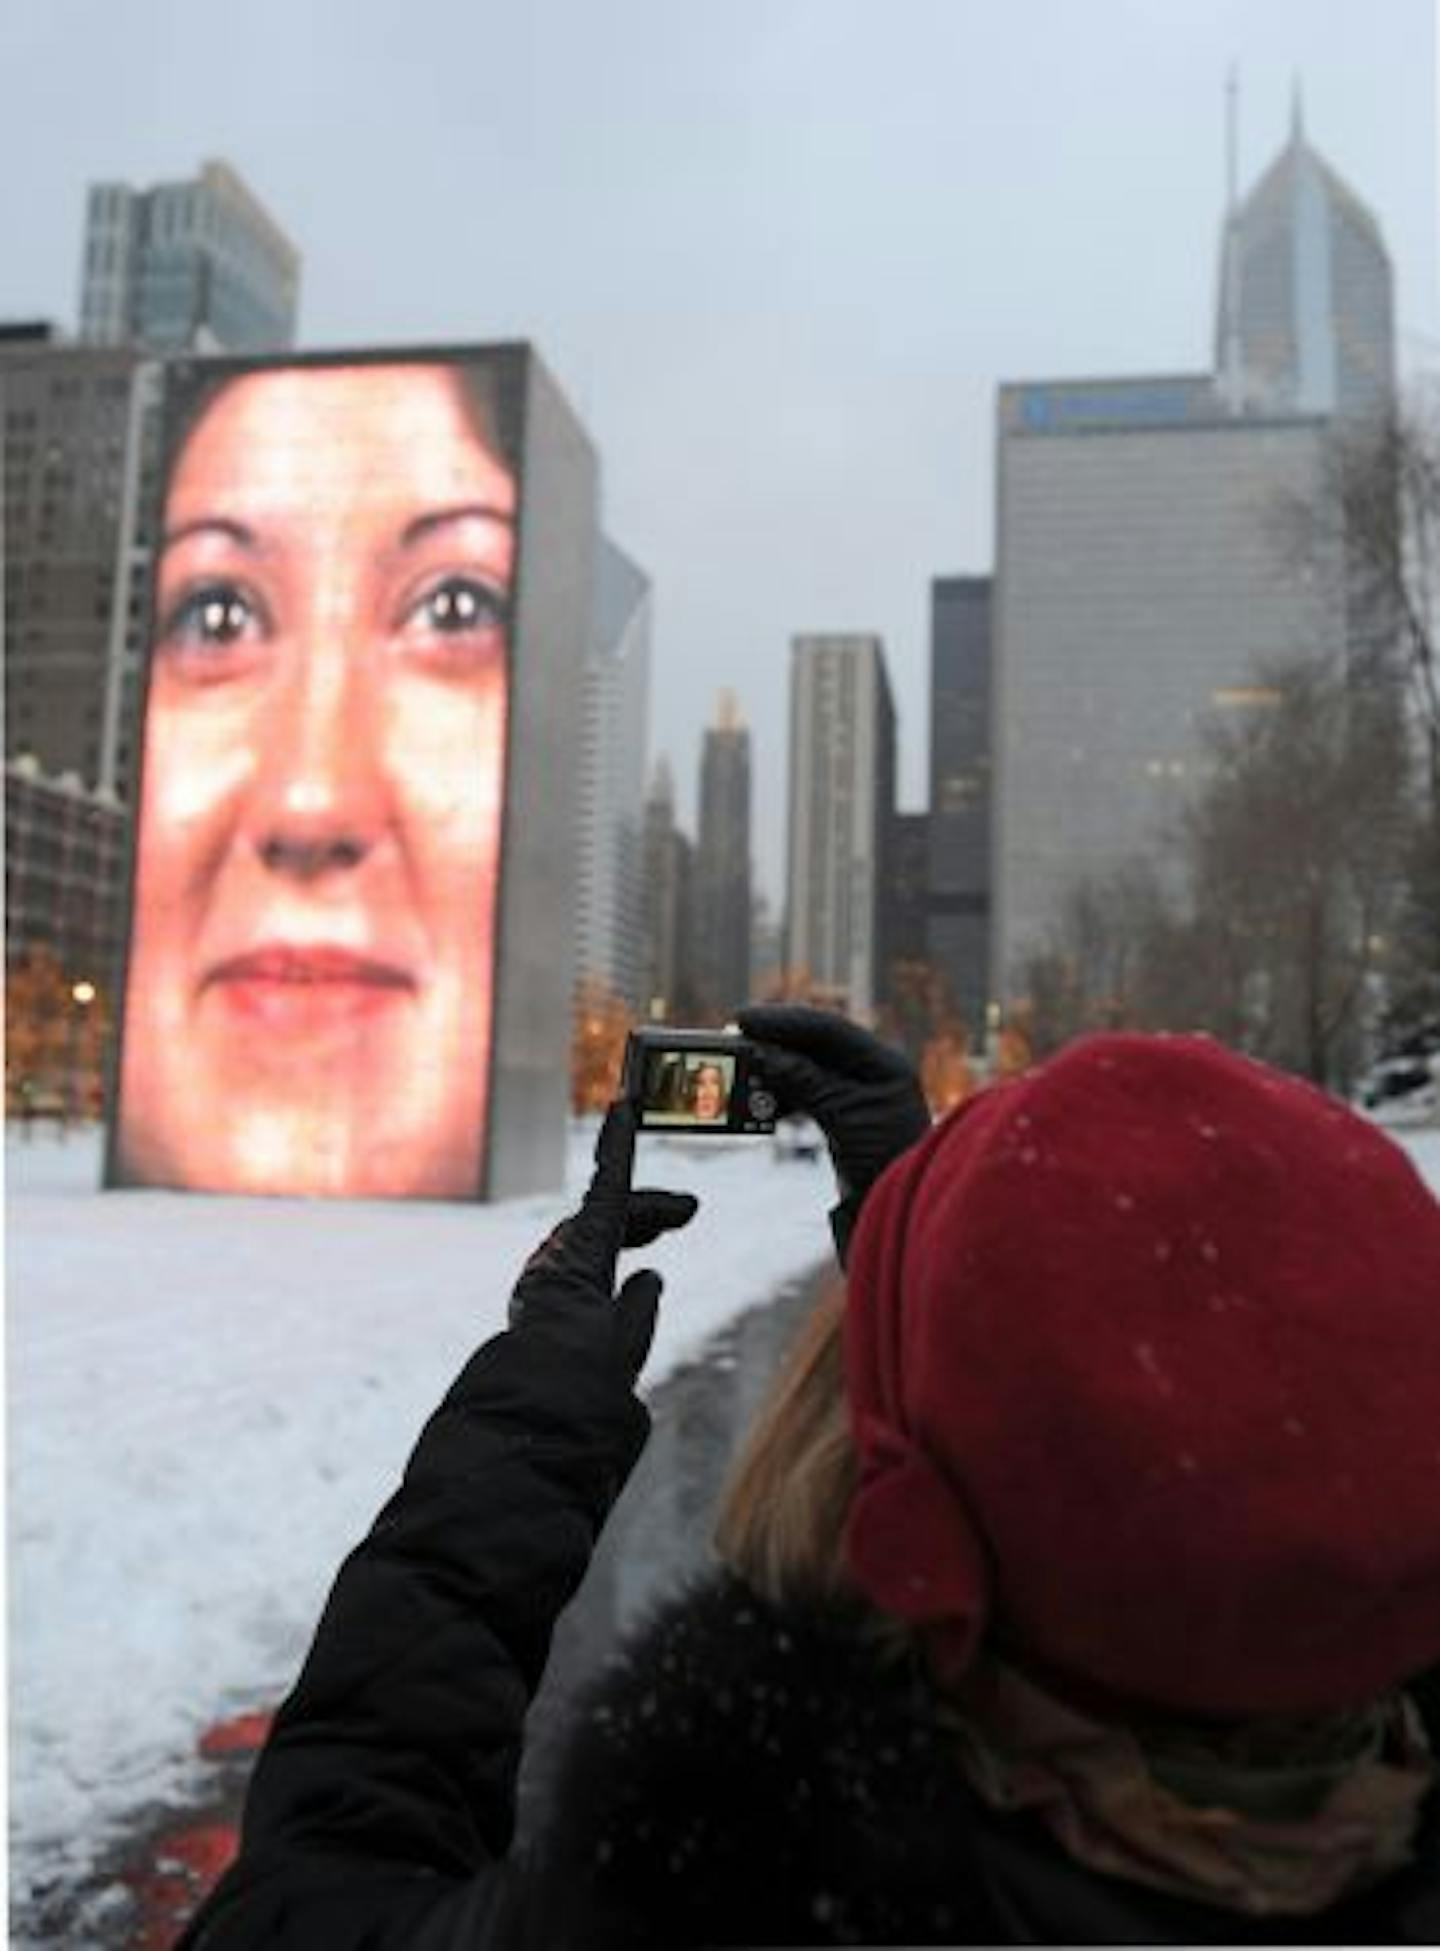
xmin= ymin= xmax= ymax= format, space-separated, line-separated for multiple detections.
xmin=946 ymin=1657 xmax=1435 ymax=1918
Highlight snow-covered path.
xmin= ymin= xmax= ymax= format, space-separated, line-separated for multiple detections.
xmin=7 ymin=1119 xmax=1438 ymax=1919
xmin=5 ymin=1122 xmax=834 ymax=1912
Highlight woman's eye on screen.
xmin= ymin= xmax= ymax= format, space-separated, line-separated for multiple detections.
xmin=156 ymin=582 xmax=268 ymax=677
xmin=402 ymin=576 xmax=510 ymax=668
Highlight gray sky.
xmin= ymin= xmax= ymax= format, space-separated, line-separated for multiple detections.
xmin=3 ymin=0 xmax=1436 ymax=904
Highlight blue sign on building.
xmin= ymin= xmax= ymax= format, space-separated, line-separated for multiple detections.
xmin=1018 ymin=382 xmax=1207 ymax=431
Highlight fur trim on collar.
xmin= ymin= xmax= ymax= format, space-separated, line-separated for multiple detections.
xmin=537 ymin=1573 xmax=1440 ymax=1948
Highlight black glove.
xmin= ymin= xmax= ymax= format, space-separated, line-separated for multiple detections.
xmin=737 ymin=1005 xmax=930 ymax=1265
xmin=508 ymin=1099 xmax=698 ymax=1382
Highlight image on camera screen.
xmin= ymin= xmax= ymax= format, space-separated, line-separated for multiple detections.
xmin=638 ymin=1049 xmax=736 ymax=1127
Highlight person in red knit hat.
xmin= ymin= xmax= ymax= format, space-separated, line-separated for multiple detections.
xmin=184 ymin=1010 xmax=1440 ymax=1948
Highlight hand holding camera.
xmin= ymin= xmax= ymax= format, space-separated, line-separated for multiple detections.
xmin=620 ymin=1008 xmax=930 ymax=1266
xmin=737 ymin=1006 xmax=931 ymax=1263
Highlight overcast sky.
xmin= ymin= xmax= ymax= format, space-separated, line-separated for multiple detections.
xmin=3 ymin=0 xmax=1436 ymax=904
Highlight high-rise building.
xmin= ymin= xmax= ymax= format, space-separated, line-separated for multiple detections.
xmin=639 ymin=759 xmax=698 ymax=1020
xmin=78 ymin=160 xmax=300 ymax=352
xmin=993 ymin=379 xmax=1337 ymax=995
xmin=785 ymin=635 xmax=896 ymax=1022
xmin=926 ymin=577 xmax=992 ymax=1035
xmin=4 ymin=161 xmax=301 ymax=816
xmin=1216 ymin=95 xmax=1394 ymax=423
xmin=882 ymin=810 xmax=930 ymax=965
xmin=575 ymin=538 xmax=652 ymax=1008
xmin=2 ymin=334 xmax=157 ymax=797
xmin=992 ymin=114 xmax=1389 ymax=1002
xmin=4 ymin=755 xmax=127 ymax=981
xmin=693 ymin=693 xmax=752 ymax=1019
xmin=749 ymin=892 xmax=784 ymax=1004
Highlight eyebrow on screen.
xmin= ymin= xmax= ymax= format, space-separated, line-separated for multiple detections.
xmin=160 ymin=502 xmax=515 ymax=557
xmin=160 ymin=516 xmax=259 ymax=554
xmin=400 ymin=503 xmax=516 ymax=548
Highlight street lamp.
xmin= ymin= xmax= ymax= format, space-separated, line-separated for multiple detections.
xmin=67 ymin=981 xmax=97 ymax=1126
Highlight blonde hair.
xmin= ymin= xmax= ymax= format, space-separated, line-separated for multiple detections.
xmin=712 ymin=1277 xmax=859 ymax=1605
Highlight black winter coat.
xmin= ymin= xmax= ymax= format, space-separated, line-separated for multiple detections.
xmin=183 ymin=1305 xmax=1440 ymax=1949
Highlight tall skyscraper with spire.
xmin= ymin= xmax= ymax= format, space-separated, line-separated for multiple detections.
xmin=1215 ymin=82 xmax=1394 ymax=422
xmin=575 ymin=538 xmax=652 ymax=1009
xmin=991 ymin=97 xmax=1387 ymax=999
xmin=640 ymin=758 xmax=698 ymax=1021
xmin=694 ymin=692 xmax=753 ymax=1018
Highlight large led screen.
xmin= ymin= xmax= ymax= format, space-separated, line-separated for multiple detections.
xmin=108 ymin=349 xmax=552 ymax=1199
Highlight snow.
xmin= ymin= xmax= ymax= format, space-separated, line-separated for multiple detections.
xmin=5 ymin=1121 xmax=833 ymax=1909
xmin=6 ymin=1118 xmax=1439 ymax=1915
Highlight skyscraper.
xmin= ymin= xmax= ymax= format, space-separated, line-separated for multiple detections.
xmin=993 ymin=381 xmax=1336 ymax=995
xmin=2 ymin=331 xmax=154 ymax=793
xmin=78 ymin=160 xmax=300 ymax=352
xmin=992 ymin=112 xmax=1389 ymax=1001
xmin=1216 ymin=93 xmax=1394 ymax=423
xmin=574 ymin=538 xmax=652 ymax=1008
xmin=5 ymin=164 xmax=302 ymax=812
xmin=640 ymin=759 xmax=698 ymax=1021
xmin=926 ymin=577 xmax=992 ymax=1036
xmin=4 ymin=755 xmax=127 ymax=981
xmin=693 ymin=692 xmax=752 ymax=1019
xmin=785 ymin=635 xmax=896 ymax=1022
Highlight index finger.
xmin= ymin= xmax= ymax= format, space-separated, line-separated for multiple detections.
xmin=566 ymin=1098 xmax=637 ymax=1282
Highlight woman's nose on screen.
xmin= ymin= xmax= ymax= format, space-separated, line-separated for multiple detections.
xmin=246 ymin=646 xmax=390 ymax=884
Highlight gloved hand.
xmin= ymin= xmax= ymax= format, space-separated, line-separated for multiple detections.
xmin=737 ymin=1005 xmax=930 ymax=1265
xmin=509 ymin=1099 xmax=698 ymax=1382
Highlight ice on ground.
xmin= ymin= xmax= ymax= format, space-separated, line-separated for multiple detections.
xmin=5 ymin=1121 xmax=833 ymax=1904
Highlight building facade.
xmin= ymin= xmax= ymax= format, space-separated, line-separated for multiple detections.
xmin=1216 ymin=102 xmax=1394 ymax=424
xmin=4 ymin=755 xmax=127 ymax=982
xmin=639 ymin=759 xmax=698 ymax=1021
xmin=79 ymin=160 xmax=300 ymax=353
xmin=993 ymin=385 xmax=1337 ymax=994
xmin=785 ymin=635 xmax=896 ymax=1022
xmin=693 ymin=693 xmax=752 ymax=1019
xmin=5 ymin=158 xmax=303 ymax=813
xmin=992 ymin=117 xmax=1390 ymax=1003
xmin=926 ymin=576 xmax=993 ymax=1036
xmin=882 ymin=809 xmax=931 ymax=966
xmin=2 ymin=335 xmax=156 ymax=800
xmin=574 ymin=538 xmax=652 ymax=1009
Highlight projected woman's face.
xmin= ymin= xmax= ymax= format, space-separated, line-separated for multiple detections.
xmin=693 ymin=1064 xmax=728 ymax=1122
xmin=117 ymin=362 xmax=515 ymax=1198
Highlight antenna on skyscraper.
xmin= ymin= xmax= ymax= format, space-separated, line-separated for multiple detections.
xmin=1219 ymin=62 xmax=1244 ymax=415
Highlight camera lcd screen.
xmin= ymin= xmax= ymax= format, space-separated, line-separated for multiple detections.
xmin=636 ymin=1048 xmax=737 ymax=1128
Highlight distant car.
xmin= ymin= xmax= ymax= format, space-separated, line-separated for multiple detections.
xmin=772 ymin=1114 xmax=824 ymax=1163
xmin=1358 ymin=1053 xmax=1440 ymax=1128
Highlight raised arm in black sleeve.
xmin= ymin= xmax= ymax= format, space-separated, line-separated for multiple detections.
xmin=181 ymin=1104 xmax=695 ymax=1950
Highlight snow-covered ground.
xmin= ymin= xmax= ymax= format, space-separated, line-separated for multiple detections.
xmin=5 ymin=1121 xmax=834 ymax=1913
xmin=6 ymin=1120 xmax=1439 ymax=1917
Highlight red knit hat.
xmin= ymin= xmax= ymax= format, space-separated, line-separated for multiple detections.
xmin=844 ymin=1033 xmax=1440 ymax=1717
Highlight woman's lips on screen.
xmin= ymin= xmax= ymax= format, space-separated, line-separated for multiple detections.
xmin=200 ymin=945 xmax=417 ymax=1029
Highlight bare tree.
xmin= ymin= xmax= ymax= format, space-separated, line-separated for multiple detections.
xmin=1016 ymin=661 xmax=1413 ymax=1089
xmin=1181 ymin=660 xmax=1411 ymax=1084
xmin=1277 ymin=392 xmax=1440 ymax=809
xmin=1017 ymin=861 xmax=1178 ymax=1055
